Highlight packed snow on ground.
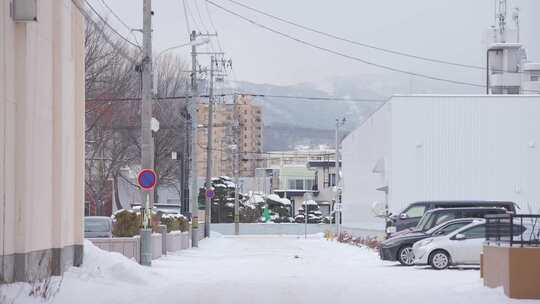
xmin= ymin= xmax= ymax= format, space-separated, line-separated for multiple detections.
xmin=0 ymin=236 xmax=531 ymax=304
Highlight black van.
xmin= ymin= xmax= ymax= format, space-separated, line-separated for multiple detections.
xmin=388 ymin=201 xmax=517 ymax=232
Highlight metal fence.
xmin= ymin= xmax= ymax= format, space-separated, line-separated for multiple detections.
xmin=485 ymin=214 xmax=540 ymax=247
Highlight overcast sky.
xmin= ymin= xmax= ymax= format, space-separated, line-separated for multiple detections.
xmin=94 ymin=0 xmax=540 ymax=88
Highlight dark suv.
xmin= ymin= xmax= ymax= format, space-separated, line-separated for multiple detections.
xmin=390 ymin=207 xmax=509 ymax=238
xmin=388 ymin=201 xmax=516 ymax=232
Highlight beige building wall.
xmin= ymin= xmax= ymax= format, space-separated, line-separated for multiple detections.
xmin=197 ymin=95 xmax=262 ymax=178
xmin=0 ymin=0 xmax=85 ymax=283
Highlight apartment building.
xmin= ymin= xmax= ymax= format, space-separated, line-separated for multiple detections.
xmin=197 ymin=95 xmax=263 ymax=177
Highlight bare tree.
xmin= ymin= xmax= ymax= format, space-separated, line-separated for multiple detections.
xmin=152 ymin=55 xmax=190 ymax=204
xmin=84 ymin=20 xmax=190 ymax=214
xmin=84 ymin=19 xmax=140 ymax=214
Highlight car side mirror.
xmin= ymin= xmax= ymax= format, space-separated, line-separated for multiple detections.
xmin=454 ymin=233 xmax=466 ymax=241
xmin=399 ymin=213 xmax=408 ymax=220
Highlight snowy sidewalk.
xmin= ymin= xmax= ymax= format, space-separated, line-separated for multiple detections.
xmin=2 ymin=235 xmax=532 ymax=303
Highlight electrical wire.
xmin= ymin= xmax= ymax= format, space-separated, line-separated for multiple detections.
xmin=219 ymin=0 xmax=494 ymax=72
xmin=71 ymin=0 xmax=140 ymax=64
xmin=185 ymin=0 xmax=204 ymax=36
xmin=98 ymin=0 xmax=140 ymax=45
xmin=204 ymin=0 xmax=224 ymax=52
xmin=180 ymin=0 xmax=192 ymax=37
xmin=198 ymin=143 xmax=336 ymax=158
xmin=84 ymin=0 xmax=141 ymax=50
xmin=205 ymin=0 xmax=488 ymax=90
xmin=86 ymin=93 xmax=386 ymax=103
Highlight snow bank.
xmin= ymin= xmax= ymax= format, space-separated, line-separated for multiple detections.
xmin=266 ymin=194 xmax=281 ymax=202
xmin=75 ymin=240 xmax=154 ymax=285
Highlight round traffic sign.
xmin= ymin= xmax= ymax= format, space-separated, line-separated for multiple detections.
xmin=137 ymin=169 xmax=157 ymax=190
xmin=206 ymin=188 xmax=215 ymax=199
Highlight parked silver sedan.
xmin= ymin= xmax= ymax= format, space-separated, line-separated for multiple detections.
xmin=84 ymin=216 xmax=113 ymax=238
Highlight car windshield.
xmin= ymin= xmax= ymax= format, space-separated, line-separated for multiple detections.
xmin=426 ymin=221 xmax=471 ymax=235
xmin=85 ymin=219 xmax=110 ymax=232
xmin=415 ymin=213 xmax=432 ymax=231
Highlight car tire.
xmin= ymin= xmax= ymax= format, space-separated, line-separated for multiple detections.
xmin=429 ymin=250 xmax=450 ymax=270
xmin=397 ymin=245 xmax=415 ymax=266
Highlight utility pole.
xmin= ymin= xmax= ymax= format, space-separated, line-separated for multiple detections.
xmin=335 ymin=118 xmax=345 ymax=239
xmin=140 ymin=0 xmax=153 ymax=266
xmin=189 ymin=30 xmax=200 ymax=247
xmin=233 ymin=95 xmax=240 ymax=235
xmin=204 ymin=56 xmax=215 ymax=238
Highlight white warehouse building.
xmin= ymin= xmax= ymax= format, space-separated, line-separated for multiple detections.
xmin=341 ymin=95 xmax=540 ymax=230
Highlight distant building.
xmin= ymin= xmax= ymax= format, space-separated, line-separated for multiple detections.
xmin=254 ymin=149 xmax=337 ymax=215
xmin=272 ymin=165 xmax=317 ymax=215
xmin=342 ymin=95 xmax=540 ymax=230
xmin=197 ymin=95 xmax=263 ymax=177
xmin=485 ymin=3 xmax=540 ymax=94
xmin=307 ymin=159 xmax=341 ymax=215
xmin=263 ymin=149 xmax=335 ymax=168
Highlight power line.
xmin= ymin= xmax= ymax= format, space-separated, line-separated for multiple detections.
xmin=86 ymin=93 xmax=386 ymax=103
xmin=246 ymin=94 xmax=385 ymax=102
xmin=204 ymin=0 xmax=224 ymax=53
xmin=219 ymin=0 xmax=489 ymax=72
xmin=180 ymin=0 xmax=192 ymax=37
xmin=205 ymin=0 xmax=487 ymax=89
xmin=184 ymin=0 xmax=204 ymax=34
xmin=84 ymin=0 xmax=141 ymax=49
xmin=98 ymin=0 xmax=140 ymax=45
xmin=71 ymin=0 xmax=139 ymax=64
xmin=197 ymin=143 xmax=336 ymax=158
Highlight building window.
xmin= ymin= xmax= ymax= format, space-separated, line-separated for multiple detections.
xmin=305 ymin=179 xmax=314 ymax=191
xmin=328 ymin=173 xmax=336 ymax=187
xmin=288 ymin=179 xmax=303 ymax=190
xmin=531 ymin=75 xmax=540 ymax=82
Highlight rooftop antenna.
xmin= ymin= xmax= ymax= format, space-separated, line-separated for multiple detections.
xmin=512 ymin=7 xmax=520 ymax=43
xmin=497 ymin=0 xmax=507 ymax=41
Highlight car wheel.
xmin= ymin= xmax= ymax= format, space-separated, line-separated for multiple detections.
xmin=429 ymin=250 xmax=450 ymax=270
xmin=397 ymin=245 xmax=415 ymax=266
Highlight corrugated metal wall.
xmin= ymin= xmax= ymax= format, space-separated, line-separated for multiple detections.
xmin=343 ymin=95 xmax=540 ymax=230
xmin=342 ymin=102 xmax=391 ymax=229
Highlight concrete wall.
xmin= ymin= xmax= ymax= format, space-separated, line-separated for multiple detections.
xmin=88 ymin=231 xmax=192 ymax=263
xmin=211 ymin=223 xmax=336 ymax=235
xmin=343 ymin=95 xmax=540 ymax=230
xmin=1 ymin=0 xmax=85 ymax=283
xmin=166 ymin=232 xmax=190 ymax=252
xmin=89 ymin=237 xmax=140 ymax=263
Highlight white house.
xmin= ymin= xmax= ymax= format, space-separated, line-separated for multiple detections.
xmin=342 ymin=95 xmax=540 ymax=230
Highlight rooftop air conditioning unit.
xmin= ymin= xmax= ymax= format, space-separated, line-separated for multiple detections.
xmin=12 ymin=0 xmax=37 ymax=22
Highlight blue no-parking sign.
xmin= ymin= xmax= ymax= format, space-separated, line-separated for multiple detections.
xmin=137 ymin=169 xmax=157 ymax=190
xmin=206 ymin=188 xmax=215 ymax=199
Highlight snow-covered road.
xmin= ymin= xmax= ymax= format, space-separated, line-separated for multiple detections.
xmin=3 ymin=235 xmax=533 ymax=303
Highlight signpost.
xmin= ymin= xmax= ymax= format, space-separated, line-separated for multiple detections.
xmin=137 ymin=169 xmax=157 ymax=266
xmin=303 ymin=192 xmax=313 ymax=239
xmin=137 ymin=169 xmax=157 ymax=190
xmin=206 ymin=187 xmax=215 ymax=200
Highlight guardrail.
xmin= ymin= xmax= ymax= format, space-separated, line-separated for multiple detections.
xmin=485 ymin=214 xmax=540 ymax=247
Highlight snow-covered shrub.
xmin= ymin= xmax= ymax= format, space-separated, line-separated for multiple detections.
xmin=160 ymin=214 xmax=189 ymax=232
xmin=112 ymin=209 xmax=161 ymax=236
xmin=240 ymin=205 xmax=260 ymax=223
xmin=112 ymin=209 xmax=140 ymax=237
xmin=337 ymin=231 xmax=381 ymax=250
